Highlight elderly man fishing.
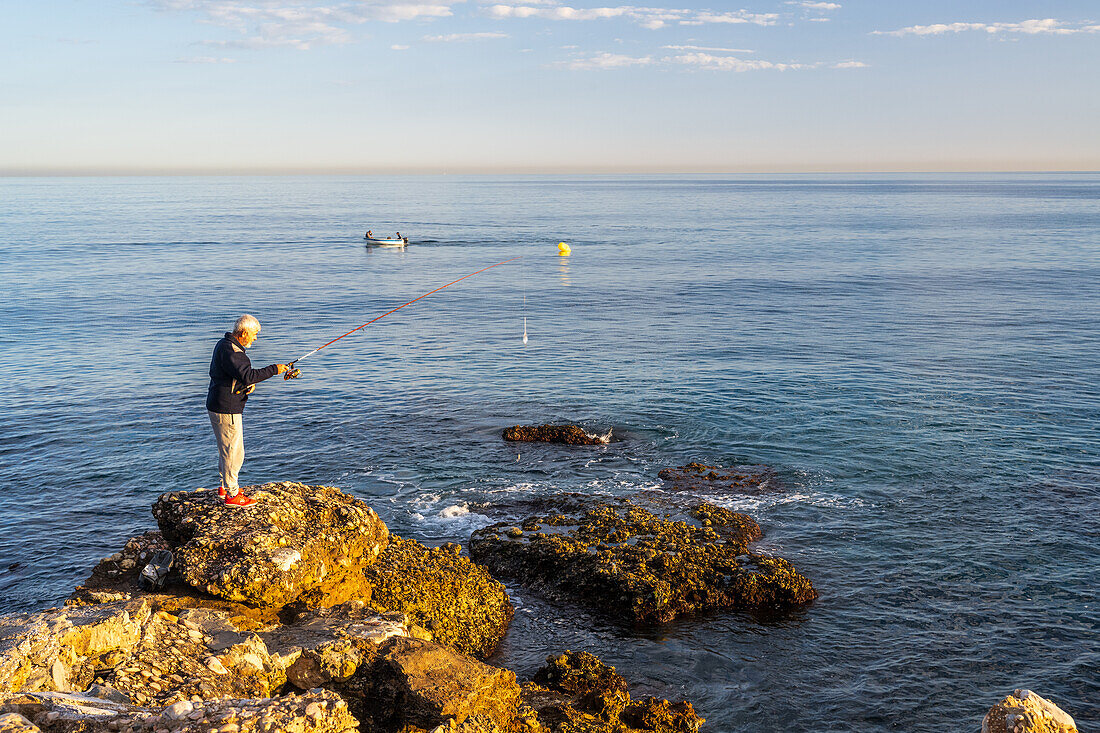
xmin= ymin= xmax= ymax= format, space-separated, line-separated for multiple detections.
xmin=206 ymin=315 xmax=290 ymax=506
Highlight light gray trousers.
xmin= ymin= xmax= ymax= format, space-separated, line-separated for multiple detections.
xmin=208 ymin=411 xmax=244 ymax=493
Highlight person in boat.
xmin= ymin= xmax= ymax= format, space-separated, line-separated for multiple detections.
xmin=395 ymin=232 xmax=402 ymax=240
xmin=206 ymin=315 xmax=290 ymax=506
xmin=366 ymin=230 xmax=372 ymax=239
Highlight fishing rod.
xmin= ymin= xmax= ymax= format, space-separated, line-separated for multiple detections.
xmin=273 ymin=255 xmax=522 ymax=384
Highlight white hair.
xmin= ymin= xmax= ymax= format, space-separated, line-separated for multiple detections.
xmin=233 ymin=314 xmax=261 ymax=334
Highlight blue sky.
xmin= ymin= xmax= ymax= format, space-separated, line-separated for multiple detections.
xmin=2 ymin=0 xmax=1098 ymax=172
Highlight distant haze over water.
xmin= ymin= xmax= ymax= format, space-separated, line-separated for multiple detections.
xmin=0 ymin=174 xmax=1097 ymax=731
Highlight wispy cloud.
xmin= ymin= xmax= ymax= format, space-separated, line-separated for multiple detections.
xmin=662 ymin=44 xmax=755 ymax=53
xmin=692 ymin=11 xmax=778 ymax=25
xmin=485 ymin=3 xmax=777 ymax=29
xmin=550 ymin=51 xmax=653 ymax=69
xmin=874 ymin=18 xmax=1100 ymax=37
xmin=667 ymin=52 xmax=809 ymax=71
xmin=555 ymin=48 xmax=867 ymax=72
xmin=391 ymin=43 xmax=410 ymax=49
xmin=788 ymin=1 xmax=840 ymax=9
xmin=175 ymin=55 xmax=238 ymax=63
xmin=424 ymin=31 xmax=509 ymax=41
xmin=154 ymin=0 xmax=460 ymax=49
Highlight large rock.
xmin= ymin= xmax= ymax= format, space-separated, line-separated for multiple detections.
xmin=152 ymin=482 xmax=389 ymax=608
xmin=70 ymin=531 xmax=286 ymax=630
xmin=982 ymin=689 xmax=1076 ymax=733
xmin=0 ymin=712 xmax=38 ymax=732
xmin=348 ymin=637 xmax=528 ymax=733
xmin=657 ymin=462 xmax=778 ymax=494
xmin=2 ymin=592 xmax=414 ymax=711
xmin=470 ymin=501 xmax=814 ymax=624
xmin=502 ymin=426 xmax=612 ymax=445
xmin=0 ymin=600 xmax=149 ymax=695
xmin=362 ymin=538 xmax=513 ymax=659
xmin=0 ymin=688 xmax=357 ymax=733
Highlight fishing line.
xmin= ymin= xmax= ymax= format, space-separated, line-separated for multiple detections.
xmin=283 ymin=255 xmax=522 ymax=379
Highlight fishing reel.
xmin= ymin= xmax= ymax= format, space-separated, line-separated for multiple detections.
xmin=284 ymin=365 xmax=302 ymax=381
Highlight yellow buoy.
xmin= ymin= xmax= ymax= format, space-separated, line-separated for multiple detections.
xmin=558 ymin=242 xmax=571 ymax=256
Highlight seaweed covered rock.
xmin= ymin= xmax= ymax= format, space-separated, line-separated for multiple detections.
xmin=0 ymin=688 xmax=357 ymax=733
xmin=362 ymin=538 xmax=513 ymax=659
xmin=470 ymin=501 xmax=814 ymax=624
xmin=687 ymin=505 xmax=762 ymax=542
xmin=503 ymin=426 xmax=612 ymax=446
xmin=347 ymin=637 xmax=528 ymax=733
xmin=525 ymin=651 xmax=703 ymax=733
xmin=621 ymin=699 xmax=702 ymax=733
xmin=152 ymin=482 xmax=389 ymax=608
xmin=532 ymin=652 xmax=628 ymax=721
xmin=982 ymin=689 xmax=1077 ymax=733
xmin=657 ymin=463 xmax=777 ymax=494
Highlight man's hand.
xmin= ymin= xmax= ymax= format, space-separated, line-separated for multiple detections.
xmin=276 ymin=363 xmax=290 ymax=374
xmin=244 ymin=384 xmax=256 ymax=395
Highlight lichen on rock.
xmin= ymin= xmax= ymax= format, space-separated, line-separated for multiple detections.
xmin=502 ymin=426 xmax=612 ymax=446
xmin=152 ymin=482 xmax=389 ymax=608
xmin=470 ymin=500 xmax=814 ymax=624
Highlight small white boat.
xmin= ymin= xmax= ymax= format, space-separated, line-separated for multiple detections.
xmin=364 ymin=234 xmax=408 ymax=246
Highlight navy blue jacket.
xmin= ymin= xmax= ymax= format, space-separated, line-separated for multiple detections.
xmin=206 ymin=333 xmax=279 ymax=414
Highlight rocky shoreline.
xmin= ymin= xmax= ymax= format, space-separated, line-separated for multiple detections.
xmin=0 ymin=476 xmax=1079 ymax=732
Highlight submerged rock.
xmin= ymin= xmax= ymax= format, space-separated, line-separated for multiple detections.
xmin=502 ymin=425 xmax=612 ymax=445
xmin=470 ymin=500 xmax=814 ymax=624
xmin=526 ymin=651 xmax=703 ymax=733
xmin=657 ymin=462 xmax=777 ymax=494
xmin=982 ymin=689 xmax=1077 ymax=733
xmin=152 ymin=482 xmax=389 ymax=608
xmin=362 ymin=538 xmax=513 ymax=660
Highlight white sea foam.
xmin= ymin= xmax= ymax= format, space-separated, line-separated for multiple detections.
xmin=706 ymin=491 xmax=870 ymax=513
xmin=439 ymin=503 xmax=470 ymax=519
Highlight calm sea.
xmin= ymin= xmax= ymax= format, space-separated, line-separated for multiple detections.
xmin=1 ymin=175 xmax=1097 ymax=731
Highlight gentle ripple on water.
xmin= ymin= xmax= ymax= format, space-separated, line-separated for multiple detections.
xmin=0 ymin=174 xmax=1097 ymax=731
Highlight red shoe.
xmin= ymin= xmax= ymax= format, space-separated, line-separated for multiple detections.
xmin=224 ymin=492 xmax=255 ymax=507
xmin=217 ymin=486 xmax=227 ymax=498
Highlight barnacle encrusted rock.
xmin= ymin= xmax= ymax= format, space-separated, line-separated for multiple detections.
xmin=362 ymin=538 xmax=513 ymax=659
xmin=0 ymin=688 xmax=357 ymax=733
xmin=525 ymin=650 xmax=703 ymax=733
xmin=656 ymin=462 xmax=778 ymax=494
xmin=152 ymin=482 xmax=389 ymax=608
xmin=470 ymin=501 xmax=815 ymax=624
xmin=502 ymin=425 xmax=612 ymax=445
xmin=982 ymin=689 xmax=1077 ymax=733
